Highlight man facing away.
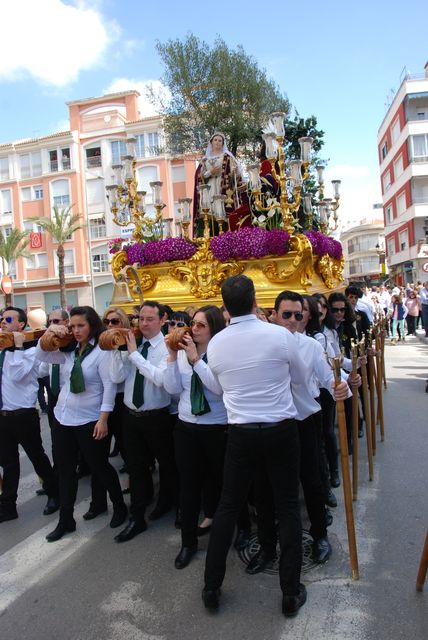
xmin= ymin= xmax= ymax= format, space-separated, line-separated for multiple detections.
xmin=202 ymin=275 xmax=307 ymax=618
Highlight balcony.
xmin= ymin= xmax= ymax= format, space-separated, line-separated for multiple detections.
xmin=86 ymin=156 xmax=102 ymax=169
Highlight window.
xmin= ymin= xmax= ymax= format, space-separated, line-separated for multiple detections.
xmin=382 ymin=171 xmax=391 ymax=192
xmin=396 ymin=192 xmax=406 ymax=216
xmin=137 ymin=165 xmax=159 ymax=204
xmin=86 ymin=146 xmax=102 ymax=168
xmin=381 ymin=140 xmax=388 ymax=160
xmin=417 ymin=111 xmax=426 ymax=120
xmin=387 ymin=237 xmax=395 ymax=256
xmin=89 ymin=216 xmax=106 ymax=238
xmin=399 ymin=229 xmax=408 ymax=251
xmin=21 ymin=185 xmax=43 ymax=201
xmin=412 ymin=177 xmax=428 ymax=204
xmin=0 ymin=189 xmax=12 ymax=215
xmin=8 ymin=259 xmax=16 ymax=280
xmin=20 ymin=152 xmax=42 ymax=178
xmin=394 ymin=156 xmax=403 ymax=180
xmin=92 ymin=250 xmax=109 ymax=272
xmin=147 ymin=132 xmax=160 ymax=156
xmin=34 ymin=185 xmax=43 ymax=200
xmin=51 ymin=179 xmax=70 ymax=208
xmin=385 ymin=205 xmax=393 ymax=224
xmin=55 ymin=249 xmax=74 ymax=275
xmin=0 ymin=157 xmax=9 ymax=180
xmin=410 ymin=134 xmax=428 ymax=162
xmin=86 ymin=179 xmax=104 ymax=205
xmin=111 ymin=140 xmax=126 ymax=165
xmin=135 ymin=134 xmax=145 ymax=158
xmin=21 ymin=187 xmax=31 ymax=201
xmin=171 ymin=165 xmax=185 ymax=182
xmin=49 ymin=147 xmax=71 ymax=172
xmin=391 ymin=118 xmax=400 ymax=144
xmin=2 ymin=225 xmax=12 ymax=238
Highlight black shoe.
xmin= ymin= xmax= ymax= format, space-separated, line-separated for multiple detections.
xmin=36 ymin=488 xmax=47 ymax=496
xmin=46 ymin=520 xmax=76 ymax=542
xmin=330 ymin=470 xmax=340 ymax=488
xmin=149 ymin=502 xmax=172 ymax=521
xmin=325 ymin=489 xmax=337 ymax=508
xmin=234 ymin=529 xmax=251 ymax=551
xmin=202 ymin=587 xmax=221 ymax=612
xmin=174 ymin=545 xmax=197 ymax=569
xmin=0 ymin=508 xmax=18 ymax=523
xmin=83 ymin=505 xmax=107 ymax=521
xmin=43 ymin=496 xmax=59 ymax=516
xmin=114 ymin=518 xmax=147 ymax=543
xmin=245 ymin=549 xmax=275 ymax=575
xmin=197 ymin=524 xmax=211 ymax=537
xmin=325 ymin=508 xmax=333 ymax=528
xmin=312 ymin=537 xmax=332 ymax=564
xmin=110 ymin=503 xmax=128 ymax=528
xmin=76 ymin=466 xmax=91 ymax=479
xmin=282 ymin=584 xmax=307 ymax=617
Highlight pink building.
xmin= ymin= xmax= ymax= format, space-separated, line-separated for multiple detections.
xmin=0 ymin=91 xmax=197 ymax=312
xmin=377 ymin=63 xmax=428 ymax=285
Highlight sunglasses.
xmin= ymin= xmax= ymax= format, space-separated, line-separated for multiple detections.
xmin=190 ymin=320 xmax=208 ymax=329
xmin=332 ymin=307 xmax=346 ymax=314
xmin=2 ymin=316 xmax=14 ymax=324
xmin=169 ymin=320 xmax=187 ymax=328
xmin=281 ymin=311 xmax=304 ymax=321
xmin=48 ymin=318 xmax=61 ymax=325
xmin=103 ymin=317 xmax=121 ymax=326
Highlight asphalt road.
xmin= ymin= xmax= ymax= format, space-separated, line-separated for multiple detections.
xmin=0 ymin=334 xmax=427 ymax=640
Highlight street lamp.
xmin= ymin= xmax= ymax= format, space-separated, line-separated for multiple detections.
xmin=376 ymin=242 xmax=386 ymax=277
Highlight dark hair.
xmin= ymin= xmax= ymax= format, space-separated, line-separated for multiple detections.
xmin=139 ymin=300 xmax=163 ymax=317
xmin=3 ymin=306 xmax=27 ymax=326
xmin=195 ymin=305 xmax=225 ymax=338
xmin=70 ymin=306 xmax=104 ymax=342
xmin=160 ymin=304 xmax=173 ymax=320
xmin=221 ymin=275 xmax=255 ymax=317
xmin=170 ymin=311 xmax=191 ymax=326
xmin=345 ymin=285 xmax=363 ymax=298
xmin=312 ymin=293 xmax=336 ymax=330
xmin=274 ymin=290 xmax=304 ymax=312
xmin=302 ymin=295 xmax=321 ymax=335
xmin=328 ymin=292 xmax=356 ymax=324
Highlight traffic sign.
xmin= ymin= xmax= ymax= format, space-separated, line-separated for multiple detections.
xmin=1 ymin=275 xmax=13 ymax=295
xmin=422 ymin=262 xmax=428 ymax=273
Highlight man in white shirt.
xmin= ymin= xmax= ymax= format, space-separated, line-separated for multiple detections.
xmin=0 ymin=307 xmax=58 ymax=523
xmin=109 ymin=301 xmax=175 ymax=542
xmin=202 ymin=275 xmax=307 ymax=618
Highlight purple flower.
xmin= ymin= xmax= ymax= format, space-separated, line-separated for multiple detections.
xmin=304 ymin=231 xmax=343 ymax=260
xmin=210 ymin=227 xmax=290 ymax=261
xmin=125 ymin=237 xmax=196 ymax=266
xmin=125 ymin=243 xmax=145 ymax=264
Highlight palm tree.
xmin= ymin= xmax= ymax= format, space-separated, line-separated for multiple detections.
xmin=0 ymin=229 xmax=31 ymax=306
xmin=32 ymin=205 xmax=85 ymax=310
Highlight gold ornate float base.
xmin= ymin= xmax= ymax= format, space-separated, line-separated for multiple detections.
xmin=110 ymin=236 xmax=345 ymax=312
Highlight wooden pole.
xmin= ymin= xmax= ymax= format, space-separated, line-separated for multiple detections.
xmin=367 ymin=330 xmax=377 ymax=456
xmin=416 ymin=530 xmax=428 ymax=592
xmin=332 ymin=357 xmax=359 ymax=580
xmin=381 ymin=317 xmax=387 ymax=389
xmin=351 ymin=341 xmax=359 ymax=501
xmin=375 ymin=327 xmax=385 ymax=442
xmin=358 ymin=339 xmax=374 ymax=481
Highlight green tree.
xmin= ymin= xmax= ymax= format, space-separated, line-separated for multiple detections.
xmin=152 ymin=34 xmax=290 ymax=157
xmin=0 ymin=229 xmax=31 ymax=306
xmin=32 ymin=205 xmax=85 ymax=310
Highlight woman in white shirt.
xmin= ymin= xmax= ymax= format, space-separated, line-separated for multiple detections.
xmin=164 ymin=305 xmax=227 ymax=570
xmin=36 ymin=306 xmax=127 ymax=542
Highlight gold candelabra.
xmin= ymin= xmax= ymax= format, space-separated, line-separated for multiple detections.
xmin=105 ymin=137 xmax=165 ymax=244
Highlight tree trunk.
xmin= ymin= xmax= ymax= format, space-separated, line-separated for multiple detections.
xmin=5 ymin=292 xmax=12 ymax=306
xmin=57 ymin=245 xmax=67 ymax=310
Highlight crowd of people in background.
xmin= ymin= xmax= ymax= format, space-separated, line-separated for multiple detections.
xmin=0 ymin=275 xmax=426 ymax=616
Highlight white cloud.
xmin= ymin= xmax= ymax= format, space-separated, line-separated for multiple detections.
xmin=103 ymin=78 xmax=170 ymax=118
xmin=0 ymin=1 xmax=119 ymax=86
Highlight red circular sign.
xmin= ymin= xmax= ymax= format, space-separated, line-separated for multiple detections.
xmin=1 ymin=275 xmax=13 ymax=295
xmin=423 ymin=262 xmax=428 ymax=273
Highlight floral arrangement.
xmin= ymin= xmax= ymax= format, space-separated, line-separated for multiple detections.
xmin=125 ymin=237 xmax=197 ymax=265
xmin=108 ymin=238 xmax=123 ymax=254
xmin=304 ymin=230 xmax=343 ymax=260
xmin=210 ymin=227 xmax=290 ymax=261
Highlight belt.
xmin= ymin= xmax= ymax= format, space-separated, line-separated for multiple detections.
xmin=230 ymin=419 xmax=294 ymax=430
xmin=125 ymin=406 xmax=169 ymax=418
xmin=0 ymin=408 xmax=36 ymax=417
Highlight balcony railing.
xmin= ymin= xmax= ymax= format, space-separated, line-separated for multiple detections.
xmin=50 ymin=161 xmax=58 ymax=172
xmin=86 ymin=156 xmax=102 ymax=168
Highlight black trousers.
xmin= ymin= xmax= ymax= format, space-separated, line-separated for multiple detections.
xmin=174 ymin=420 xmax=227 ymax=547
xmin=204 ymin=420 xmax=302 ymax=596
xmin=406 ymin=315 xmax=416 ymax=335
xmin=0 ymin=409 xmax=57 ymax=512
xmin=318 ymin=388 xmax=338 ymax=476
xmin=122 ymin=407 xmax=177 ymax=521
xmin=254 ymin=412 xmax=327 ymax=556
xmin=52 ymin=418 xmax=124 ymax=522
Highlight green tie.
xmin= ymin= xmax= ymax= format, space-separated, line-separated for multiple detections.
xmin=132 ymin=341 xmax=150 ymax=409
xmin=0 ymin=349 xmax=6 ymax=409
xmin=190 ymin=353 xmax=211 ymax=416
xmin=70 ymin=343 xmax=95 ymax=394
xmin=51 ymin=364 xmax=60 ymax=396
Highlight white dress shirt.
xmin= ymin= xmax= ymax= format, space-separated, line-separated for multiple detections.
xmin=35 ymin=341 xmax=116 ymax=425
xmin=38 ymin=360 xmax=67 ymax=393
xmin=109 ymin=331 xmax=170 ymax=411
xmin=1 ymin=347 xmax=40 ymax=410
xmin=207 ymin=314 xmax=306 ymax=423
xmin=163 ymin=350 xmax=227 ymax=424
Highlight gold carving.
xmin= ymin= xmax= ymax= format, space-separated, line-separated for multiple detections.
xmin=262 ymin=234 xmax=313 ymax=287
xmin=169 ymin=238 xmax=244 ymax=299
xmin=315 ymin=254 xmax=345 ymax=289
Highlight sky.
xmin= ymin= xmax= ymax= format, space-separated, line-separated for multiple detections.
xmin=0 ymin=0 xmax=427 ymax=229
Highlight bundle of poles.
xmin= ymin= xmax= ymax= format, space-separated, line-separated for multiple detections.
xmin=332 ymin=314 xmax=388 ymax=581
